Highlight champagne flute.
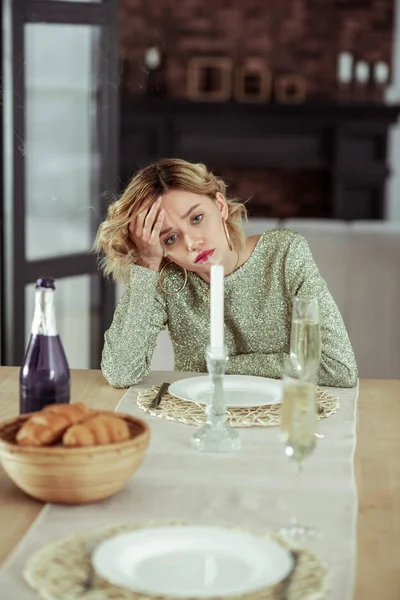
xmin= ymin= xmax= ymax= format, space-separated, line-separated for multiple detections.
xmin=279 ymin=357 xmax=318 ymax=542
xmin=290 ymin=296 xmax=321 ymax=381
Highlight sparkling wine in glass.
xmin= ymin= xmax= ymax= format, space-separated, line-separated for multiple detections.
xmin=279 ymin=357 xmax=318 ymax=542
xmin=290 ymin=296 xmax=321 ymax=381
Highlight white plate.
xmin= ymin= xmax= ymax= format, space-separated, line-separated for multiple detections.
xmin=92 ymin=525 xmax=293 ymax=598
xmin=168 ymin=375 xmax=282 ymax=408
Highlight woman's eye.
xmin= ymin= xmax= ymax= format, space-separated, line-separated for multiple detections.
xmin=165 ymin=234 xmax=177 ymax=246
xmin=192 ymin=214 xmax=203 ymax=224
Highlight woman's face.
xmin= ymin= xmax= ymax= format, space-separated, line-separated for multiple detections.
xmin=158 ymin=189 xmax=231 ymax=275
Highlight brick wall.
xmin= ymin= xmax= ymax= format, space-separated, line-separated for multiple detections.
xmin=119 ymin=0 xmax=394 ymax=100
xmin=119 ymin=0 xmax=395 ymax=218
xmin=214 ymin=167 xmax=332 ymax=219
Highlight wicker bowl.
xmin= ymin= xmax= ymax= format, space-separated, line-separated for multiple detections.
xmin=0 ymin=411 xmax=150 ymax=505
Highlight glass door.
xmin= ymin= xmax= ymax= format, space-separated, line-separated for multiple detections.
xmin=1 ymin=0 xmax=119 ymax=367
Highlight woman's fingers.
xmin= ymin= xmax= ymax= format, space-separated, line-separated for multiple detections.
xmin=150 ymin=209 xmax=165 ymax=242
xmin=129 ymin=197 xmax=162 ymax=241
xmin=127 ymin=198 xmax=164 ymax=267
xmin=130 ymin=211 xmax=144 ymax=239
xmin=142 ymin=197 xmax=162 ymax=240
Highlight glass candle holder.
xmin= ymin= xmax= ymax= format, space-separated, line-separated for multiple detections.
xmin=191 ymin=346 xmax=241 ymax=453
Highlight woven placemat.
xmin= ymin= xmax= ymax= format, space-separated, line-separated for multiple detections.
xmin=24 ymin=522 xmax=330 ymax=600
xmin=137 ymin=386 xmax=339 ymax=427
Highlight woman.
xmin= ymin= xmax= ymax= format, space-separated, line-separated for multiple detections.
xmin=95 ymin=158 xmax=357 ymax=388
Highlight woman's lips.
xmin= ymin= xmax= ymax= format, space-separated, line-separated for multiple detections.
xmin=195 ymin=249 xmax=215 ymax=264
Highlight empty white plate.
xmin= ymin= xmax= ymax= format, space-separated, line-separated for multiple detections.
xmin=168 ymin=375 xmax=282 ymax=408
xmin=92 ymin=525 xmax=293 ymax=598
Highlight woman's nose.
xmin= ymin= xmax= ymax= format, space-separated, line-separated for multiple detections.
xmin=185 ymin=234 xmax=202 ymax=252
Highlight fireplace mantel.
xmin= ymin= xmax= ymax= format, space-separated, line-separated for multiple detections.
xmin=120 ymin=97 xmax=400 ymax=219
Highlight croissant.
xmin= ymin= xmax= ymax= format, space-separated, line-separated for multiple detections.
xmin=62 ymin=414 xmax=131 ymax=447
xmin=16 ymin=403 xmax=92 ymax=446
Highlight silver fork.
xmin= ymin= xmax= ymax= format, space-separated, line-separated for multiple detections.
xmin=149 ymin=382 xmax=170 ymax=410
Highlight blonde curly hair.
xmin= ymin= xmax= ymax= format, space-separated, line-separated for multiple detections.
xmin=94 ymin=158 xmax=248 ymax=282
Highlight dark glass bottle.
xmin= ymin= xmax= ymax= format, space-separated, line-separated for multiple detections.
xmin=20 ymin=278 xmax=70 ymax=414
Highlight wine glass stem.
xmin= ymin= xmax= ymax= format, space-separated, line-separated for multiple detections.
xmin=293 ymin=459 xmax=302 ymax=476
xmin=291 ymin=465 xmax=302 ymax=523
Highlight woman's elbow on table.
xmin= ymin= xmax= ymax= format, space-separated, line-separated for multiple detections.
xmin=100 ymin=356 xmax=149 ymax=389
xmin=319 ymin=356 xmax=358 ymax=388
xmin=334 ymin=366 xmax=358 ymax=388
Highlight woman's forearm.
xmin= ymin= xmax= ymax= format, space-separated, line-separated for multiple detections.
xmin=101 ymin=265 xmax=167 ymax=387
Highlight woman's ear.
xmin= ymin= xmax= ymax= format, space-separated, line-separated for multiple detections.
xmin=214 ymin=192 xmax=229 ymax=219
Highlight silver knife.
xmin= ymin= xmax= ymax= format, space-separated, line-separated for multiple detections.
xmin=149 ymin=382 xmax=170 ymax=410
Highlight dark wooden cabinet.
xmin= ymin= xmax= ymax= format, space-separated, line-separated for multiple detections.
xmin=120 ymin=97 xmax=400 ymax=219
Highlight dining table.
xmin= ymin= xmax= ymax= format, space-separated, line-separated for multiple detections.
xmin=0 ymin=366 xmax=399 ymax=600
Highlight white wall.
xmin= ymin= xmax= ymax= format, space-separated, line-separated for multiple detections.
xmin=386 ymin=0 xmax=400 ymax=221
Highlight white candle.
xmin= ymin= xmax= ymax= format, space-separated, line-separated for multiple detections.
xmin=210 ymin=264 xmax=224 ymax=350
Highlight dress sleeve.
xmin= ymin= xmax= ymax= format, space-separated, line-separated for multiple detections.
xmin=101 ymin=265 xmax=167 ymax=388
xmin=284 ymin=233 xmax=358 ymax=387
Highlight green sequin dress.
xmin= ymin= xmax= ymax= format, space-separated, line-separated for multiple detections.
xmin=101 ymin=229 xmax=358 ymax=388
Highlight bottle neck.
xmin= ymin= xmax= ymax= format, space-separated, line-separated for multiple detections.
xmin=31 ymin=288 xmax=58 ymax=335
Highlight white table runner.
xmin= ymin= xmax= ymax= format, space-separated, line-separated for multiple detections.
xmin=0 ymin=372 xmax=359 ymax=600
